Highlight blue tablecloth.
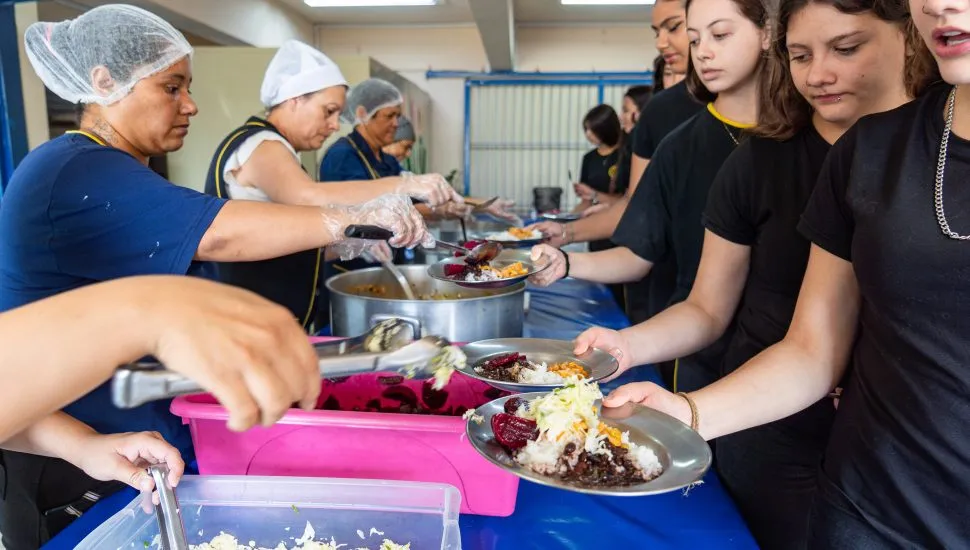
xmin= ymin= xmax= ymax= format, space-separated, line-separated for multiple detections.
xmin=44 ymin=280 xmax=756 ymax=550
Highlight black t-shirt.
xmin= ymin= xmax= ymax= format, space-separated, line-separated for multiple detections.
xmin=798 ymin=84 xmax=970 ymax=546
xmin=581 ymin=147 xmax=622 ymax=254
xmin=632 ymin=81 xmax=704 ymax=161
xmin=613 ymin=107 xmax=743 ymax=379
xmin=612 ymin=135 xmax=634 ymax=197
xmin=579 ymin=147 xmax=620 ymax=195
xmin=703 ymin=126 xmax=835 ymax=443
xmin=615 ymin=108 xmax=742 ymax=304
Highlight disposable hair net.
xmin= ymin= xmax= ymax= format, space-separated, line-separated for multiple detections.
xmin=261 ymin=40 xmax=347 ymax=108
xmin=24 ymin=4 xmax=193 ymax=106
xmin=394 ymin=116 xmax=416 ymax=142
xmin=343 ymin=78 xmax=403 ymax=124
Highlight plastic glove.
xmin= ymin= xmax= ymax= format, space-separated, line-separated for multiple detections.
xmin=482 ymin=198 xmax=523 ymax=227
xmin=360 ymin=241 xmax=394 ymax=264
xmin=399 ymin=172 xmax=463 ymax=207
xmin=430 ymin=200 xmax=473 ymax=220
xmin=326 ymin=194 xmax=433 ymax=261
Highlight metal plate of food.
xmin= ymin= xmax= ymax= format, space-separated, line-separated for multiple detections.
xmin=465 ymin=391 xmax=711 ymax=496
xmin=457 ymin=338 xmax=618 ymax=392
xmin=427 ymin=257 xmax=549 ymax=289
xmin=539 ymin=212 xmax=582 ymax=222
xmin=472 ymin=227 xmax=545 ymax=248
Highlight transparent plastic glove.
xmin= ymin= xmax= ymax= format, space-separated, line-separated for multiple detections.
xmin=360 ymin=241 xmax=393 ymax=263
xmin=431 ymin=200 xmax=473 ymax=220
xmin=482 ymin=198 xmax=523 ymax=227
xmin=325 ymin=194 xmax=433 ymax=261
xmin=399 ymin=171 xmax=463 ymax=207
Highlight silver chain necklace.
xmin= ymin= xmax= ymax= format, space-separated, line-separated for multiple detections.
xmin=935 ymin=86 xmax=970 ymax=240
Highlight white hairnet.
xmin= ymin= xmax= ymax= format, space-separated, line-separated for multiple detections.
xmin=24 ymin=4 xmax=192 ymax=106
xmin=261 ymin=40 xmax=347 ymax=108
xmin=344 ymin=78 xmax=403 ymax=124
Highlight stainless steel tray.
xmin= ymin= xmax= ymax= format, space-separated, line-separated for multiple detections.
xmin=427 ymin=258 xmax=548 ymax=289
xmin=457 ymin=337 xmax=617 ymax=392
xmin=466 ymin=392 xmax=712 ymax=496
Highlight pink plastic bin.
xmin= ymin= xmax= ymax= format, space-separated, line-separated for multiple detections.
xmin=170 ymin=337 xmax=519 ymax=517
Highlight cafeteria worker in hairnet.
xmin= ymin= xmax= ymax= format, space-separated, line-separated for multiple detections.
xmin=320 ymin=78 xmax=521 ymax=225
xmin=0 ymin=5 xmax=431 ymax=547
xmin=206 ymin=40 xmax=458 ymax=328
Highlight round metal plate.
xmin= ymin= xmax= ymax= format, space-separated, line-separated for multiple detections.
xmin=427 ymin=258 xmax=549 ymax=289
xmin=466 ymin=392 xmax=712 ymax=496
xmin=539 ymin=212 xmax=582 ymax=222
xmin=457 ymin=338 xmax=618 ymax=392
xmin=473 ymin=230 xmax=545 ymax=248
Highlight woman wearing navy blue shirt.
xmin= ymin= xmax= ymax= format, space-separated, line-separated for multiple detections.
xmin=0 ymin=6 xmax=430 ymax=548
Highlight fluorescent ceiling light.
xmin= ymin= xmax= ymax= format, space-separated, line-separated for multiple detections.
xmin=561 ymin=0 xmax=654 ymax=4
xmin=305 ymin=0 xmax=437 ymax=6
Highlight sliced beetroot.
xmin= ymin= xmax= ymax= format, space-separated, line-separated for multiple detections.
xmin=491 ymin=413 xmax=539 ymax=450
xmin=482 ymin=353 xmax=523 ymax=371
xmin=504 ymin=397 xmax=526 ymax=414
xmin=443 ymin=264 xmax=469 ymax=278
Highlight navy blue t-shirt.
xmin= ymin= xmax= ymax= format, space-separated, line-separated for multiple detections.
xmin=319 ymin=128 xmax=402 ymax=182
xmin=0 ymin=133 xmax=226 ymax=457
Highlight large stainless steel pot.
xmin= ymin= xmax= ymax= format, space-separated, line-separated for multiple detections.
xmin=327 ymin=264 xmax=526 ymax=342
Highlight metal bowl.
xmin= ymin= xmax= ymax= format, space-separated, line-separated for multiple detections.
xmin=457 ymin=338 xmax=618 ymax=392
xmin=427 ymin=257 xmax=549 ymax=289
xmin=539 ymin=212 xmax=582 ymax=222
xmin=466 ymin=392 xmax=712 ymax=496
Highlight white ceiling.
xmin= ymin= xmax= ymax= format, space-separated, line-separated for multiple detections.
xmin=276 ymin=0 xmax=651 ymax=26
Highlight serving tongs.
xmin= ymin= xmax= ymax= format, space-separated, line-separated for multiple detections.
xmin=344 ymin=225 xmax=502 ymax=264
xmin=112 ymin=319 xmax=456 ymax=409
xmin=149 ymin=464 xmax=188 ymax=550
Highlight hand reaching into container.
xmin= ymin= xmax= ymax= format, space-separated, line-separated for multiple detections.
xmin=144 ymin=277 xmax=322 ymax=431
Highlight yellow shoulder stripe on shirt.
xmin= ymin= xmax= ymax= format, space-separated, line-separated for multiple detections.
xmin=706 ymin=103 xmax=755 ymax=130
xmin=65 ymin=130 xmax=107 ymax=146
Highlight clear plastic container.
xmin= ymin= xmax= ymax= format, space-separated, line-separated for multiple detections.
xmin=75 ymin=476 xmax=461 ymax=550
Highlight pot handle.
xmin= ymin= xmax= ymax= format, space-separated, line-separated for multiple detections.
xmin=370 ymin=314 xmax=421 ymax=337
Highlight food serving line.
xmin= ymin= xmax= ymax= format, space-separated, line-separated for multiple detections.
xmin=45 ymin=221 xmax=757 ymax=550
